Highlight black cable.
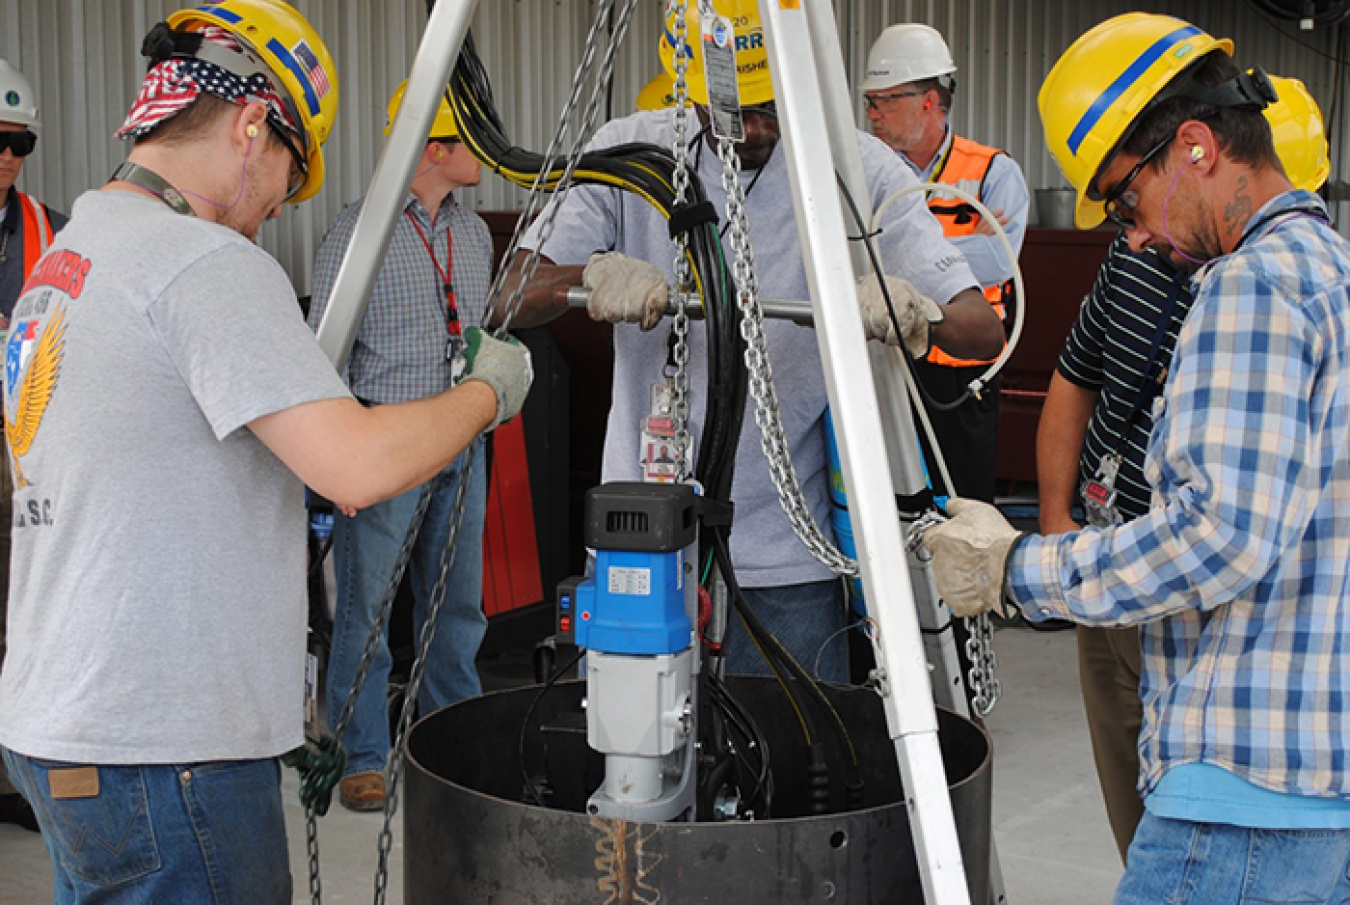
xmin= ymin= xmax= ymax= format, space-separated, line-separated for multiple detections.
xmin=711 ymin=527 xmax=863 ymax=814
xmin=517 ymin=646 xmax=585 ymax=808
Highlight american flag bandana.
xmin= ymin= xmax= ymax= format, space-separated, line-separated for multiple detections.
xmin=116 ymin=25 xmax=299 ymax=141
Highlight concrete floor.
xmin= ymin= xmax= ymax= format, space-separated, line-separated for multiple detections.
xmin=0 ymin=623 xmax=1123 ymax=904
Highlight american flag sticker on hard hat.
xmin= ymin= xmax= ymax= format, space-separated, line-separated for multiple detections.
xmin=292 ymin=39 xmax=331 ymax=98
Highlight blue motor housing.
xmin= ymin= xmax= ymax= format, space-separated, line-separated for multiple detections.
xmin=574 ymin=548 xmax=689 ymax=655
xmin=562 ymin=482 xmax=699 ymax=657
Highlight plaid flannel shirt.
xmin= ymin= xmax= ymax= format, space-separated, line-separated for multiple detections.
xmin=309 ymin=193 xmax=492 ymax=404
xmin=1010 ymin=191 xmax=1350 ymax=800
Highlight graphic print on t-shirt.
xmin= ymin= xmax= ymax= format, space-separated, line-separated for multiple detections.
xmin=4 ymin=294 xmax=67 ymax=489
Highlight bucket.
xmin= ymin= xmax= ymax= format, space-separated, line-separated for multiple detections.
xmin=1035 ymin=187 xmax=1077 ymax=229
xmin=405 ymin=677 xmax=992 ymax=904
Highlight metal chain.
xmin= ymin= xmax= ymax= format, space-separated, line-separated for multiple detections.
xmin=714 ymin=139 xmax=858 ymax=577
xmin=964 ymin=613 xmax=1001 ymax=717
xmin=667 ymin=0 xmax=694 ymax=482
xmin=907 ymin=512 xmax=1001 ymax=716
xmin=373 ymin=444 xmax=479 ymax=905
xmin=487 ymin=0 xmax=643 ymax=333
xmin=301 ymin=479 xmax=435 ymax=905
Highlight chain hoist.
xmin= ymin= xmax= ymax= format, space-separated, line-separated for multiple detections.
xmin=714 ymin=138 xmax=858 ymax=578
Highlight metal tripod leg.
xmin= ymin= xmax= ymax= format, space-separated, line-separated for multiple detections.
xmin=762 ymin=3 xmax=1010 ymax=903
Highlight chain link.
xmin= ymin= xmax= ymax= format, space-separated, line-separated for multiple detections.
xmin=714 ymin=139 xmax=858 ymax=577
xmin=964 ymin=613 xmax=1001 ymax=717
xmin=909 ymin=512 xmax=1001 ymax=717
xmin=668 ymin=0 xmax=693 ymax=482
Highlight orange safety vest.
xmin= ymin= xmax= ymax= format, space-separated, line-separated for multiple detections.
xmin=924 ymin=135 xmax=1012 ymax=368
xmin=15 ymin=190 xmax=56 ymax=286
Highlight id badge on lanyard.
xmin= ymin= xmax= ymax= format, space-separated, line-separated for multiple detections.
xmin=1080 ymin=452 xmax=1123 ymax=528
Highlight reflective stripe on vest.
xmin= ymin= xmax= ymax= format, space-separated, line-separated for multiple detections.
xmin=925 ymin=135 xmax=1010 ymax=368
xmin=17 ymin=191 xmax=55 ymax=283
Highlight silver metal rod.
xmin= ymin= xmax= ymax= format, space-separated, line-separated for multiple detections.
xmin=314 ymin=0 xmax=479 ymax=369
xmin=564 ymin=287 xmax=814 ymax=325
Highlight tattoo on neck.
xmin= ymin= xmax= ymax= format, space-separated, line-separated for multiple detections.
xmin=1223 ymin=176 xmax=1253 ymax=240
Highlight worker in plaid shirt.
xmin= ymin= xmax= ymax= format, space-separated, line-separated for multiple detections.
xmin=923 ymin=15 xmax=1350 ymax=902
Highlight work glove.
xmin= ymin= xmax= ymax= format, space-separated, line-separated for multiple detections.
xmin=281 ymin=732 xmax=346 ymax=817
xmin=857 ymin=272 xmax=945 ymax=358
xmin=462 ymin=327 xmax=534 ymax=431
xmin=582 ymin=251 xmax=669 ymax=331
xmin=921 ymin=498 xmax=1025 ymax=619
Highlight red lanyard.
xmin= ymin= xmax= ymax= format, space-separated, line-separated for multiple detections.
xmin=405 ymin=211 xmax=461 ymax=337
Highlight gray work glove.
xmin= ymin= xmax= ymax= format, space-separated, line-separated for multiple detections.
xmin=582 ymin=251 xmax=669 ymax=331
xmin=462 ymin=327 xmax=533 ymax=431
xmin=857 ymin=272 xmax=945 ymax=358
xmin=921 ymin=498 xmax=1025 ymax=619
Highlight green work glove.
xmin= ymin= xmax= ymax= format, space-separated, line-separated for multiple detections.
xmin=281 ymin=733 xmax=346 ymax=817
xmin=921 ymin=497 xmax=1025 ymax=619
xmin=462 ymin=327 xmax=534 ymax=430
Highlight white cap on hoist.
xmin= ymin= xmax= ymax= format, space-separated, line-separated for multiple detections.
xmin=860 ymin=23 xmax=957 ymax=93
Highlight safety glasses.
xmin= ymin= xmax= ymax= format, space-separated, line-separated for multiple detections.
xmin=267 ymin=118 xmax=308 ymax=200
xmin=1099 ymin=135 xmax=1173 ymax=231
xmin=0 ymin=131 xmax=37 ymax=158
xmin=864 ymin=90 xmax=924 ymax=112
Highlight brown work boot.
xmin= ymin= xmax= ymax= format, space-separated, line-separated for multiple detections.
xmin=338 ymin=771 xmax=386 ymax=812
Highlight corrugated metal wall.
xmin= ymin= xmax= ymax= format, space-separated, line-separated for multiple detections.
xmin=5 ymin=1 xmax=1346 ymax=293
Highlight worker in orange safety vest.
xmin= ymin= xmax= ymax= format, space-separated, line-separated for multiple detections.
xmin=0 ymin=57 xmax=64 ymax=835
xmin=861 ymin=23 xmax=1029 ymax=505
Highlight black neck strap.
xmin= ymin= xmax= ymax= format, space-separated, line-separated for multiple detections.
xmin=109 ymin=162 xmax=195 ymax=217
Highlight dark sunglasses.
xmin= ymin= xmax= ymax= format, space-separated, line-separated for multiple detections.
xmin=266 ymin=119 xmax=308 ymax=200
xmin=1098 ymin=135 xmax=1173 ymax=231
xmin=0 ymin=131 xmax=37 ymax=158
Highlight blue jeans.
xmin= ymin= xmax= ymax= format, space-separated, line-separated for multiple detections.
xmin=723 ymin=579 xmax=849 ymax=683
xmin=326 ymin=444 xmax=488 ymax=776
xmin=1116 ymin=812 xmax=1350 ymax=904
xmin=1 ymin=748 xmax=289 ymax=904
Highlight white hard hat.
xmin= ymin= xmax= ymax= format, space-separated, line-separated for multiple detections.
xmin=860 ymin=23 xmax=957 ymax=93
xmin=0 ymin=59 xmax=39 ymax=129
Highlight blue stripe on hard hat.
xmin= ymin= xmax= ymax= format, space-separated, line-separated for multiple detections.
xmin=266 ymin=36 xmax=321 ymax=116
xmin=199 ymin=5 xmax=237 ymax=23
xmin=1067 ymin=24 xmax=1203 ymax=156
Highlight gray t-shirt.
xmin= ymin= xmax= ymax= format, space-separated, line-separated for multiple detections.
xmin=0 ymin=190 xmax=350 ymax=764
xmin=522 ymin=111 xmax=975 ymax=587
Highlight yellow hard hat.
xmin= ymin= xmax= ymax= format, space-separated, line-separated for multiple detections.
xmin=1266 ymin=76 xmax=1330 ymax=193
xmin=1038 ymin=13 xmax=1233 ymax=229
xmin=385 ymin=79 xmax=459 ymax=139
xmin=658 ymin=0 xmax=772 ymax=107
xmin=168 ymin=0 xmax=338 ymax=204
xmin=636 ymin=72 xmax=676 ymax=112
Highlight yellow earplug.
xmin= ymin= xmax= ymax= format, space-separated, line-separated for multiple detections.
xmin=246 ymin=124 xmax=259 ymax=139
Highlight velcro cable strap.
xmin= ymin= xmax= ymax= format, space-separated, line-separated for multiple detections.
xmin=895 ymin=487 xmax=936 ymax=518
xmin=668 ymin=200 xmax=718 ymax=239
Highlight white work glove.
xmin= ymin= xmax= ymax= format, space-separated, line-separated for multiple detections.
xmin=582 ymin=251 xmax=669 ymax=331
xmin=857 ymin=272 xmax=945 ymax=358
xmin=462 ymin=327 xmax=534 ymax=431
xmin=921 ymin=498 xmax=1025 ymax=619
